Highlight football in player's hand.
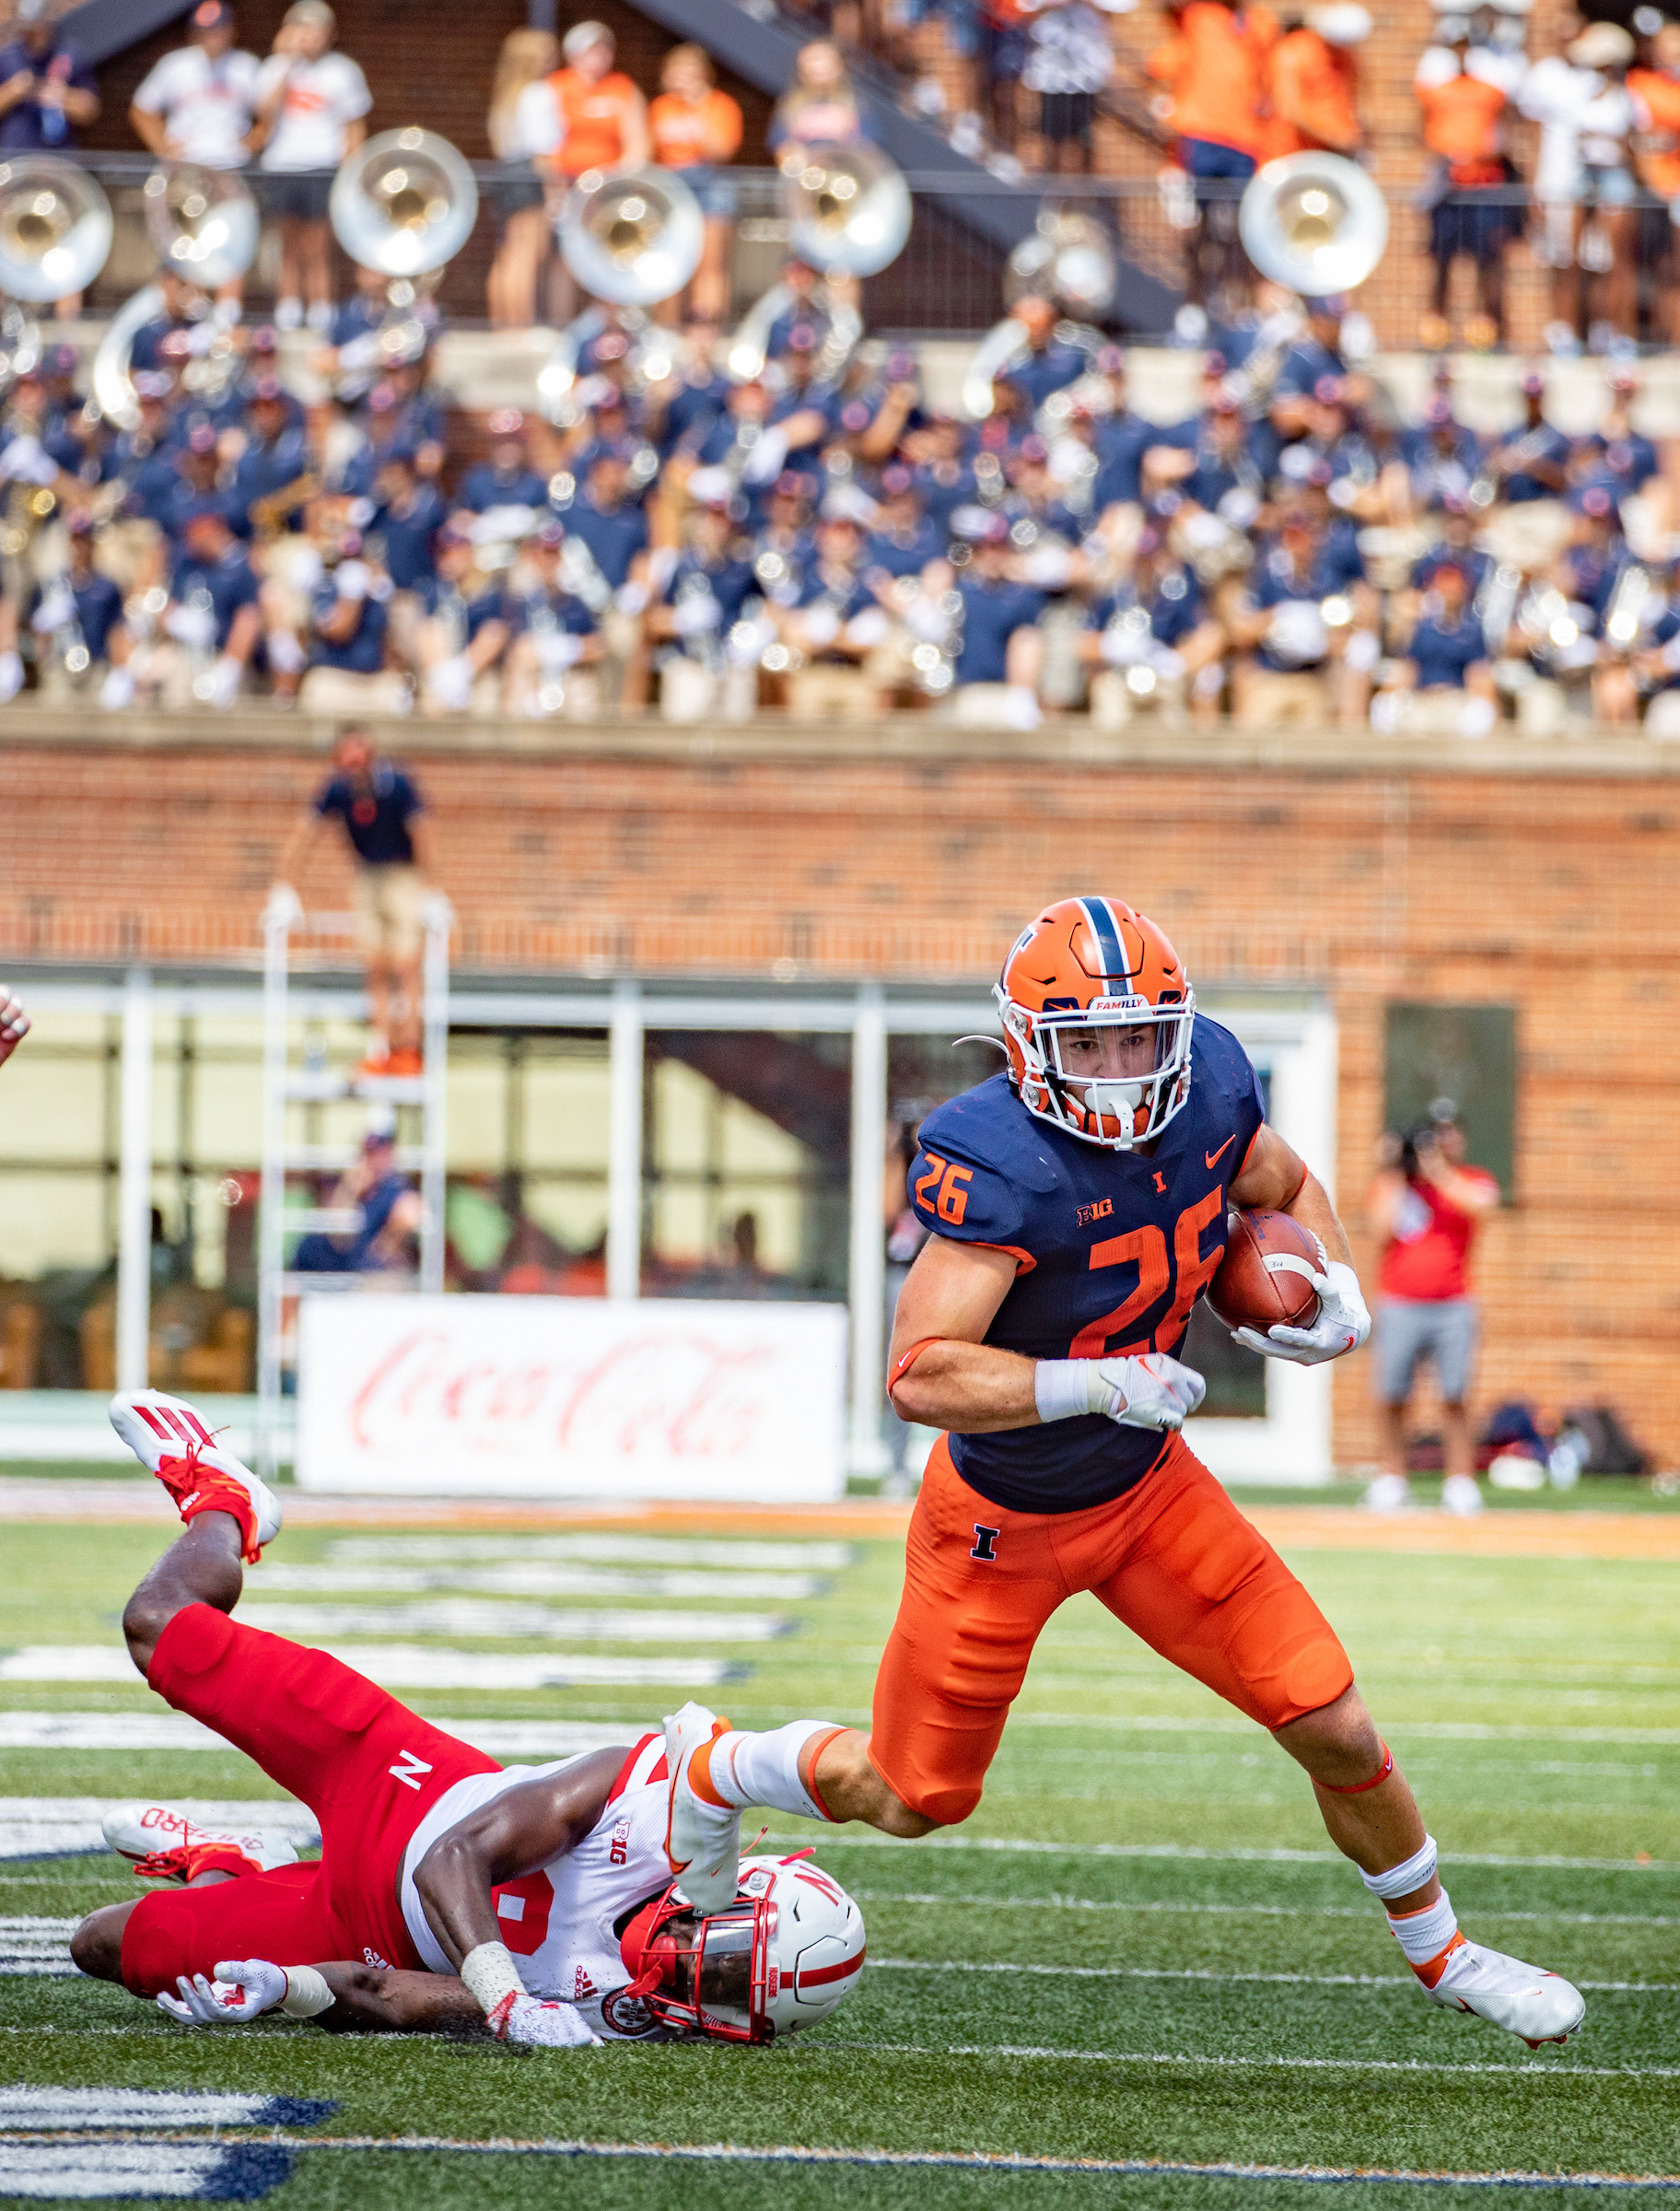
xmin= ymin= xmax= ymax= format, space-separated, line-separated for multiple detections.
xmin=1208 ymin=1211 xmax=1323 ymax=1338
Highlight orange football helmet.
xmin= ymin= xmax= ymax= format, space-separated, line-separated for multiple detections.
xmin=995 ymin=895 xmax=1195 ymax=1151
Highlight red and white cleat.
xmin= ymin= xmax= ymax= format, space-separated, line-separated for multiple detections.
xmin=108 ymin=1390 xmax=281 ymax=1564
xmin=664 ymin=1700 xmax=741 ymax=1916
xmin=101 ymin=1803 xmax=304 ymax=1884
xmin=1422 ymin=1936 xmax=1586 ymax=2046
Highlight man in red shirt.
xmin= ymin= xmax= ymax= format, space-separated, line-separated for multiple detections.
xmin=1365 ymin=1099 xmax=1500 ymax=1516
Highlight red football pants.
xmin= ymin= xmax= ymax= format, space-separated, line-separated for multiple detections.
xmin=121 ymin=1605 xmax=498 ymax=1997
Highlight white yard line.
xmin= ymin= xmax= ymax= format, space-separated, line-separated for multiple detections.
xmin=0 ymin=1713 xmax=638 ymax=1758
xmin=829 ymin=2041 xmax=1680 ymax=2079
xmin=1015 ymin=1714 xmax=1680 ymax=1747
xmin=326 ymin=1535 xmax=853 ymax=1570
xmin=772 ymin=1834 xmax=1680 ymax=1874
xmin=0 ymin=2087 xmax=322 ymax=2131
xmin=868 ymin=1958 xmax=1674 ymax=1993
xmin=0 ymin=1799 xmax=321 ymax=1863
xmin=852 ymin=1889 xmax=1680 ymax=1928
xmin=258 ymin=1562 xmax=825 ymax=1599
xmin=232 ymin=1602 xmax=789 ymax=1643
xmin=0 ymin=2142 xmax=279 ymax=2199
xmin=0 ymin=1646 xmax=743 ymax=1692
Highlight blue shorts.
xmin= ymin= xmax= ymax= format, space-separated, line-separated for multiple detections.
xmin=673 ymin=164 xmax=739 ymax=219
xmin=1181 ymin=137 xmax=1257 ymax=182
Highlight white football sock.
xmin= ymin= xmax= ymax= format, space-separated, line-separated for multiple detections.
xmin=708 ymin=1722 xmax=840 ymax=1822
xmin=1386 ymin=1888 xmax=1460 ymax=1970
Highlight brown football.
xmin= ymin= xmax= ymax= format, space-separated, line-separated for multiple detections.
xmin=1207 ymin=1210 xmax=1323 ymax=1336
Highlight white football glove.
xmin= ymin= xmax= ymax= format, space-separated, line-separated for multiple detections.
xmin=1231 ymin=1257 xmax=1371 ymax=1365
xmin=1036 ymin=1352 xmax=1206 ymax=1432
xmin=157 ymin=1959 xmax=287 ymax=2026
xmin=487 ymin=1991 xmax=601 ymax=2048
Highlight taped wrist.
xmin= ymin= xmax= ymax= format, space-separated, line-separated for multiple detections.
xmin=1034 ymin=1359 xmax=1098 ymax=1422
xmin=1360 ymin=1833 xmax=1438 ymax=1901
xmin=461 ymin=1940 xmax=524 ymax=2022
xmin=280 ymin=1965 xmax=334 ymax=2018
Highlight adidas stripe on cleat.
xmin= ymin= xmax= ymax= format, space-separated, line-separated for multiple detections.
xmin=109 ymin=1390 xmax=282 ymax=1564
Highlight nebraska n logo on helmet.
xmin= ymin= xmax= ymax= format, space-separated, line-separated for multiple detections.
xmin=996 ymin=895 xmax=1196 ymax=1152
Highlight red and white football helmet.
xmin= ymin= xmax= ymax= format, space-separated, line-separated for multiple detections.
xmin=617 ymin=1853 xmax=866 ymax=2043
xmin=996 ymin=895 xmax=1195 ymax=1151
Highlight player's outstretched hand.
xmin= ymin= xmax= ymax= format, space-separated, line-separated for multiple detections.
xmin=0 ymin=987 xmax=29 ymax=1070
xmin=490 ymin=1991 xmax=601 ymax=2048
xmin=1234 ymin=1260 xmax=1371 ymax=1366
xmin=157 ymin=1959 xmax=287 ymax=2026
xmin=1092 ymin=1352 xmax=1207 ymax=1433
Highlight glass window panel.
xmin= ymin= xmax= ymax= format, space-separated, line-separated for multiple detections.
xmin=445 ymin=1050 xmax=508 ymax=1175
xmin=519 ymin=1044 xmax=612 ymax=1173
xmin=6 ymin=1171 xmax=110 ymax=1275
xmin=0 ymin=1038 xmax=111 ymax=1162
xmin=1384 ymin=1003 xmax=1515 ymax=1199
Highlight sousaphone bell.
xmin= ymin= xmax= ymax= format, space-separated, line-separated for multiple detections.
xmin=0 ymin=154 xmax=111 ymax=392
xmin=1237 ymin=151 xmax=1388 ymax=298
xmin=961 ymin=209 xmax=1117 ymax=422
xmin=727 ymin=142 xmax=911 ymax=384
xmin=329 ymin=126 xmax=478 ymax=392
xmin=92 ymin=162 xmax=258 ymax=430
xmin=538 ymin=167 xmax=703 ymax=421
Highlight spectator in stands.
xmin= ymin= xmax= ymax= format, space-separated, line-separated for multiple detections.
xmin=541 ymin=22 xmax=650 ymax=319
xmin=1629 ymin=23 xmax=1680 ymax=344
xmin=649 ymin=47 xmax=743 ymax=329
xmin=1079 ymin=523 xmax=1224 ymax=724
xmin=1416 ymin=22 xmax=1517 ymax=351
xmin=298 ymin=529 xmax=404 ymax=716
xmin=1149 ymin=0 xmax=1277 ymax=310
xmin=646 ymin=489 xmax=759 ymax=720
xmin=292 ymin=1118 xmax=423 ymax=1274
xmin=1268 ymin=3 xmax=1365 ymax=159
xmin=456 ymin=408 xmax=548 ymax=521
xmin=498 ymin=520 xmax=607 ymax=718
xmin=276 ymin=730 xmax=431 ymax=1079
xmin=485 ymin=28 xmax=560 ymax=331
xmin=1364 ymin=1100 xmax=1500 ymax=1517
xmin=139 ymin=501 xmax=261 ymax=712
xmin=980 ymin=0 xmax=1033 ymax=158
xmin=1022 ymin=0 xmax=1114 ymax=176
xmin=770 ymin=41 xmax=872 ymax=157
xmin=413 ymin=524 xmax=505 ymax=715
xmin=129 ymin=4 xmax=263 ymax=216
xmin=256 ymin=1 xmax=372 ymax=334
xmin=1228 ymin=489 xmax=1376 ymax=725
xmin=943 ymin=514 xmax=1045 ymax=727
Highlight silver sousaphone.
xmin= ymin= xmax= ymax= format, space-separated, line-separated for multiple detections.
xmin=960 ymin=209 xmax=1116 ymax=421
xmin=329 ymin=126 xmax=478 ymax=392
xmin=537 ymin=167 xmax=704 ymax=423
xmin=1237 ymin=151 xmax=1388 ymax=298
xmin=92 ymin=163 xmax=257 ymax=430
xmin=727 ymin=142 xmax=911 ymax=384
xmin=0 ymin=154 xmax=111 ymax=390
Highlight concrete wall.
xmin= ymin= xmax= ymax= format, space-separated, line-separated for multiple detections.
xmin=8 ymin=711 xmax=1678 ymax=1469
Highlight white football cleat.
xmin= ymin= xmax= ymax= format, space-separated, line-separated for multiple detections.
xmin=1362 ymin=1472 xmax=1413 ymax=1514
xmin=109 ymin=1390 xmax=281 ymax=1563
xmin=1423 ymin=1937 xmax=1585 ymax=2047
xmin=664 ymin=1700 xmax=741 ymax=1917
xmin=102 ymin=1803 xmax=304 ymax=1883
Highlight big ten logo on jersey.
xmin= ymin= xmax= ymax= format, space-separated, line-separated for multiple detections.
xmin=912 ymin=1152 xmax=973 ymax=1224
xmin=489 ymin=1870 xmax=554 ymax=1957
xmin=609 ymin=1817 xmax=632 ymax=1866
xmin=1075 ymin=1199 xmax=1114 ymax=1227
xmin=1071 ymin=1187 xmax=1226 ymax=1360
xmin=362 ymin=1947 xmax=391 ymax=1969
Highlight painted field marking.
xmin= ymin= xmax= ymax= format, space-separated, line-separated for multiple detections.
xmin=1015 ymin=1714 xmax=1680 ymax=1748
xmin=0 ymin=1646 xmax=744 ymax=1692
xmin=831 ymin=2041 xmax=1680 ymax=2080
xmin=0 ymin=1917 xmax=77 ymax=1976
xmin=326 ymin=1534 xmax=854 ymax=1570
xmin=233 ymin=1601 xmax=791 ymax=1643
xmin=0 ymin=1799 xmax=322 ymax=1864
xmin=770 ymin=1835 xmax=1680 ymax=1875
xmin=159 ymin=2136 xmax=1680 ymax=2189
xmin=0 ymin=2087 xmax=332 ymax=2131
xmin=0 ymin=2140 xmax=292 ymax=2200
xmin=853 ymin=1890 xmax=1680 ymax=1929
xmin=867 ymin=1958 xmax=1674 ymax=1993
xmin=0 ymin=1714 xmax=636 ymax=1759
xmin=257 ymin=1562 xmax=825 ymax=1600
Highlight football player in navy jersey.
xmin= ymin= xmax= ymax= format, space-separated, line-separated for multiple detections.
xmin=661 ymin=896 xmax=1584 ymax=2052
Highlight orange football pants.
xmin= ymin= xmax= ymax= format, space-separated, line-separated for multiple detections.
xmin=869 ymin=1433 xmax=1354 ymax=1825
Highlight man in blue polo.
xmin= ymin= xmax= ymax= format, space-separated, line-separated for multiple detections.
xmin=946 ymin=517 xmax=1044 ymax=729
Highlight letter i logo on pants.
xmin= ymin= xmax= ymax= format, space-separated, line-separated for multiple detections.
xmin=970 ymin=1525 xmax=1000 ymax=1562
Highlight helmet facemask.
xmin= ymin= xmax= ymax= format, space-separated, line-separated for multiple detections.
xmin=620 ymin=1889 xmax=772 ymax=2042
xmin=999 ymin=989 xmax=1196 ymax=1151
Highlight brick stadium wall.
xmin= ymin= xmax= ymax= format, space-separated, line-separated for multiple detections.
xmin=6 ymin=722 xmax=1679 ymax=1472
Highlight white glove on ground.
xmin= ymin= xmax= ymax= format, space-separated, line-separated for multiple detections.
xmin=1232 ymin=1258 xmax=1371 ymax=1365
xmin=1036 ymin=1351 xmax=1207 ymax=1432
xmin=158 ymin=1959 xmax=286 ymax=2026
xmin=488 ymin=1991 xmax=602 ymax=2047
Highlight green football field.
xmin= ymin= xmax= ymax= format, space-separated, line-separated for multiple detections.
xmin=2 ymin=1490 xmax=1678 ymax=2208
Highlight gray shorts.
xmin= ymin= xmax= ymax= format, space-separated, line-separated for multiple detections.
xmin=1371 ymin=1297 xmax=1478 ymax=1406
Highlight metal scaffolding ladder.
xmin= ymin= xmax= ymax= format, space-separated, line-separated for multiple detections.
xmin=254 ymin=885 xmax=451 ymax=1483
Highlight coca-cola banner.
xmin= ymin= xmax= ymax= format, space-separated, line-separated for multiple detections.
xmin=295 ymin=1294 xmax=850 ymax=1501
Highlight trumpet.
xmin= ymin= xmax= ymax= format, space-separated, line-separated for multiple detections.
xmin=1237 ymin=152 xmax=1388 ymax=298
xmin=538 ymin=168 xmax=703 ymax=423
xmin=329 ymin=127 xmax=478 ymax=392
xmin=727 ymin=143 xmax=911 ymax=385
xmin=91 ymin=164 xmax=256 ymax=431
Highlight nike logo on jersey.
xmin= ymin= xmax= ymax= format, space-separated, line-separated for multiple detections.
xmin=1205 ymin=1135 xmax=1236 ymax=1172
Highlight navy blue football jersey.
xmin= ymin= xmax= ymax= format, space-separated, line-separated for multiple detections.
xmin=907 ymin=1017 xmax=1266 ymax=1515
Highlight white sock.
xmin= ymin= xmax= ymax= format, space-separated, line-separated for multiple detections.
xmin=1386 ymin=1888 xmax=1460 ymax=1970
xmin=708 ymin=1722 xmax=840 ymax=1822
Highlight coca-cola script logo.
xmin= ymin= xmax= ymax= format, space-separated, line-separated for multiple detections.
xmin=346 ymin=1325 xmax=783 ymax=1464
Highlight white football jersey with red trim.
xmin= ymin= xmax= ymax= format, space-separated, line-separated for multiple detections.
xmin=398 ymin=1732 xmax=678 ymax=2039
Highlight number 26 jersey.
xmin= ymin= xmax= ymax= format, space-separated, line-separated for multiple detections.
xmin=906 ymin=1015 xmax=1266 ymax=1515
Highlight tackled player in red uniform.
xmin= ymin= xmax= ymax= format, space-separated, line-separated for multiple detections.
xmin=662 ymin=896 xmax=1583 ymax=2048
xmin=70 ymin=1392 xmax=865 ymax=2048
